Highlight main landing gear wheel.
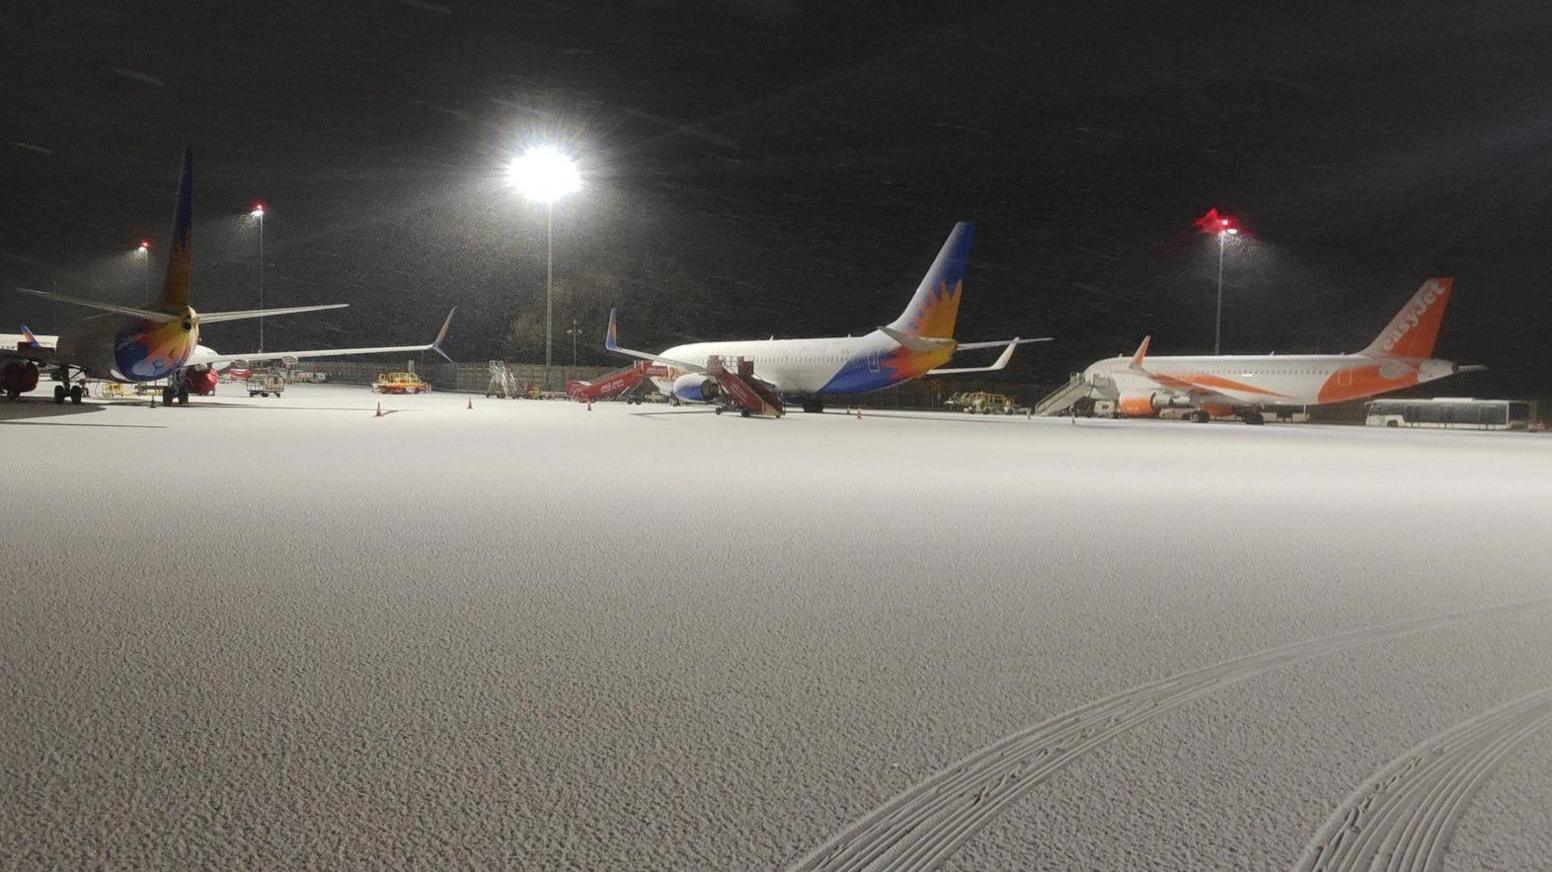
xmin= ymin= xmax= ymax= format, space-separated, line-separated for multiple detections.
xmin=801 ymin=398 xmax=824 ymax=414
xmin=54 ymin=384 xmax=67 ymax=404
xmin=1191 ymin=409 xmax=1211 ymax=423
xmin=69 ymin=384 xmax=84 ymax=405
xmin=163 ymin=386 xmax=177 ymax=406
xmin=177 ymin=387 xmax=189 ymax=405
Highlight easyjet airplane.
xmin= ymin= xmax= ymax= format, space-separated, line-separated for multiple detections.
xmin=604 ymin=221 xmax=1050 ymax=413
xmin=1077 ymin=277 xmax=1478 ymax=423
xmin=2 ymin=149 xmax=452 ymax=405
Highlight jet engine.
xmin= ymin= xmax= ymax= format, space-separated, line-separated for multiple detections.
xmin=672 ymin=372 xmax=721 ymax=404
xmin=1117 ymin=391 xmax=1193 ymax=417
xmin=1 ymin=360 xmax=40 ymax=396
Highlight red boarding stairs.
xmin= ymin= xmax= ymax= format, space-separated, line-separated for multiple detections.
xmin=708 ymin=355 xmax=784 ymax=418
xmin=567 ymin=361 xmax=666 ymax=402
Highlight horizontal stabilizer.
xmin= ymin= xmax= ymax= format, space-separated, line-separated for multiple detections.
xmin=956 ymin=337 xmax=1053 ymax=350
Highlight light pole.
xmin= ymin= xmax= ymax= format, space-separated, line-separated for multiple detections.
xmin=251 ymin=203 xmax=266 ymax=352
xmin=135 ymin=240 xmax=151 ymax=296
xmin=1213 ymin=217 xmax=1238 ymax=355
xmin=508 ymin=147 xmax=581 ymax=392
xmin=564 ymin=318 xmax=582 ymax=366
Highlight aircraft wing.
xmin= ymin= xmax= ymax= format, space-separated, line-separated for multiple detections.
xmin=604 ymin=308 xmax=705 ymax=372
xmin=185 ymin=308 xmax=456 ymax=368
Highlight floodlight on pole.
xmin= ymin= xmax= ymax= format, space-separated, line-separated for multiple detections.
xmin=250 ymin=203 xmax=266 ymax=352
xmin=508 ymin=147 xmax=581 ymax=392
xmin=1208 ymin=213 xmax=1239 ymax=355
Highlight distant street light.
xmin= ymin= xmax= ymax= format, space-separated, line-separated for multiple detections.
xmin=563 ymin=318 xmax=582 ymax=366
xmin=508 ymin=146 xmax=581 ymax=392
xmin=135 ymin=240 xmax=151 ymax=296
xmin=250 ymin=203 xmax=266 ymax=352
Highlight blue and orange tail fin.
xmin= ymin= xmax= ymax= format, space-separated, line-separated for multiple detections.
xmin=157 ymin=148 xmax=194 ymax=313
xmin=887 ymin=221 xmax=972 ymax=339
xmin=1362 ymin=277 xmax=1453 ymax=358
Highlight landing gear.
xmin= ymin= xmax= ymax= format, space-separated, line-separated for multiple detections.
xmin=1191 ymin=409 xmax=1211 ymax=423
xmin=801 ymin=398 xmax=825 ymax=414
xmin=69 ymin=384 xmax=84 ymax=405
xmin=163 ymin=386 xmax=177 ymax=406
xmin=1236 ymin=407 xmax=1265 ymax=425
xmin=177 ymin=387 xmax=189 ymax=405
xmin=54 ymin=384 xmax=67 ymax=404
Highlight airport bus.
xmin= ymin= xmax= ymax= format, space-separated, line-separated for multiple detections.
xmin=1364 ymin=397 xmax=1533 ymax=431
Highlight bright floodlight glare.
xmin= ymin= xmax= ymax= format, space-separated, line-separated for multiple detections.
xmin=136 ymin=240 xmax=150 ymax=252
xmin=251 ymin=203 xmax=266 ymax=218
xmin=508 ymin=147 xmax=582 ymax=203
xmin=1226 ymin=228 xmax=1239 ymax=235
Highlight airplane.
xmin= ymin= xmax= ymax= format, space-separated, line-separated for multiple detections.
xmin=1 ymin=149 xmax=453 ymax=405
xmin=1072 ymin=277 xmax=1479 ymax=424
xmin=600 ymin=221 xmax=1049 ymax=414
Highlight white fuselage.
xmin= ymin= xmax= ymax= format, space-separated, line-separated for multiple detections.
xmin=1085 ymin=352 xmax=1459 ymax=410
xmin=654 ymin=330 xmax=932 ymax=397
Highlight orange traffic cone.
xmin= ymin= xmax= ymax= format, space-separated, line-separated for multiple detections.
xmin=467 ymin=396 xmax=473 ymax=410
xmin=587 ymin=397 xmax=593 ymax=411
xmin=375 ymin=401 xmax=383 ymax=417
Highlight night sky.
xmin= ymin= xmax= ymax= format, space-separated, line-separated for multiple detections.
xmin=4 ymin=1 xmax=1550 ymax=399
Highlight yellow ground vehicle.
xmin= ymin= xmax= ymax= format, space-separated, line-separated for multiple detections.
xmin=373 ymin=372 xmax=429 ymax=395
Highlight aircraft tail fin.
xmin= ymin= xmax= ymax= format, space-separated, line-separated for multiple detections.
xmin=886 ymin=221 xmax=973 ymax=339
xmin=157 ymin=148 xmax=195 ymax=312
xmin=1362 ymin=277 xmax=1454 ymax=358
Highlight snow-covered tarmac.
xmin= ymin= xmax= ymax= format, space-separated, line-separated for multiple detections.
xmin=2 ymin=384 xmax=1550 ymax=870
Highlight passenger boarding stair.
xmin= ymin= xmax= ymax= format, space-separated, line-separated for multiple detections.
xmin=567 ymin=361 xmax=664 ymax=402
xmin=1033 ymin=373 xmax=1093 ymax=416
xmin=708 ymin=355 xmax=784 ymax=418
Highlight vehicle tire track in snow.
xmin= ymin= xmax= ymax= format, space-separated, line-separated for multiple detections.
xmin=788 ymin=596 xmax=1552 ymax=872
xmin=1291 ymin=687 xmax=1552 ymax=872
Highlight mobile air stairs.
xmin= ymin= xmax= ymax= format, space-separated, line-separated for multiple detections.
xmin=708 ymin=355 xmax=784 ymax=418
xmin=1033 ymin=373 xmax=1097 ymax=416
xmin=566 ymin=361 xmax=666 ymax=404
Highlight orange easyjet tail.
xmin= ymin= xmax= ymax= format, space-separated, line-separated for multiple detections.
xmin=1361 ymin=277 xmax=1453 ymax=359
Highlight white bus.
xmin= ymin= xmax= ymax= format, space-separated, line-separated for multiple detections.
xmin=1365 ymin=398 xmax=1534 ymax=431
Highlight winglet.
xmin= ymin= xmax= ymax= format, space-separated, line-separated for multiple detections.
xmin=1129 ymin=335 xmax=1151 ymax=369
xmin=989 ymin=337 xmax=1018 ymax=370
xmin=431 ymin=307 xmax=456 ymax=362
xmin=20 ymin=325 xmax=40 ymax=347
xmin=605 ymin=308 xmax=620 ymax=351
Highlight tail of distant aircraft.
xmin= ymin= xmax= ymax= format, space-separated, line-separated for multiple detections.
xmin=1361 ymin=277 xmax=1453 ymax=358
xmin=158 ymin=148 xmax=194 ymax=313
xmin=885 ymin=221 xmax=973 ymax=339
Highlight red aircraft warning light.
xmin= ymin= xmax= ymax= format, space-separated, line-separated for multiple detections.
xmin=1195 ymin=208 xmax=1240 ymax=236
